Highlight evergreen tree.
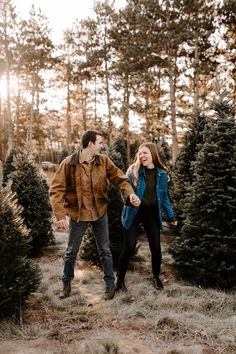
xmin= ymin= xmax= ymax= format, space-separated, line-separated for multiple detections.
xmin=79 ymin=225 xmax=101 ymax=267
xmin=0 ymin=184 xmax=41 ymax=318
xmin=170 ymin=95 xmax=236 ymax=289
xmin=3 ymin=151 xmax=54 ymax=255
xmin=2 ymin=148 xmax=19 ymax=186
xmin=58 ymin=147 xmax=69 ymax=164
xmin=158 ymin=139 xmax=172 ymax=168
xmin=171 ymin=112 xmax=208 ymax=231
xmin=109 ymin=136 xmax=128 ymax=172
xmin=107 ymin=137 xmax=128 ymax=267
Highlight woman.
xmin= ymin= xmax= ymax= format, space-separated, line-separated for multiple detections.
xmin=116 ymin=142 xmax=177 ymax=292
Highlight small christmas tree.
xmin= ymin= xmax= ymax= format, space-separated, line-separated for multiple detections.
xmin=58 ymin=147 xmax=69 ymax=164
xmin=0 ymin=185 xmax=41 ymax=318
xmin=107 ymin=138 xmax=128 ymax=267
xmin=158 ymin=138 xmax=172 ymax=168
xmin=3 ymin=151 xmax=54 ymax=255
xmin=170 ymin=96 xmax=236 ymax=289
xmin=79 ymin=225 xmax=101 ymax=267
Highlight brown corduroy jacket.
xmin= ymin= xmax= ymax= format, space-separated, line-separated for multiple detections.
xmin=49 ymin=150 xmax=134 ymax=222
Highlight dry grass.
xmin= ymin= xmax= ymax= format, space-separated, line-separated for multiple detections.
xmin=0 ymin=230 xmax=236 ymax=354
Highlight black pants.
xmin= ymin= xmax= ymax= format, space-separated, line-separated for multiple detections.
xmin=117 ymin=205 xmax=161 ymax=280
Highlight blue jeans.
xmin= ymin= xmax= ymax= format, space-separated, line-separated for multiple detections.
xmin=62 ymin=212 xmax=115 ymax=287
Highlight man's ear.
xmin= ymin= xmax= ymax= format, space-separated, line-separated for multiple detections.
xmin=88 ymin=141 xmax=94 ymax=148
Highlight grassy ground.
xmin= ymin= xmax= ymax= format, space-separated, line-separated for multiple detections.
xmin=0 ymin=228 xmax=235 ymax=354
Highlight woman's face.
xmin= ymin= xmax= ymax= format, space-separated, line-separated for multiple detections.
xmin=138 ymin=146 xmax=154 ymax=169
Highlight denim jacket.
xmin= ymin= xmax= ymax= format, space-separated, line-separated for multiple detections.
xmin=121 ymin=166 xmax=176 ymax=230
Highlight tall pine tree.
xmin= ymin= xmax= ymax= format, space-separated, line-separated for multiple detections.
xmin=171 ymin=112 xmax=208 ymax=230
xmin=170 ymin=95 xmax=236 ymax=289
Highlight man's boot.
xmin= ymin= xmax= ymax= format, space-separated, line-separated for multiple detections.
xmin=59 ymin=281 xmax=71 ymax=299
xmin=104 ymin=285 xmax=116 ymax=300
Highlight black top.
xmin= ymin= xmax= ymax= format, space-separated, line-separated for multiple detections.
xmin=141 ymin=168 xmax=157 ymax=206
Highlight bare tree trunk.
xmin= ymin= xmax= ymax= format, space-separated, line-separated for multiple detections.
xmin=94 ymin=75 xmax=98 ymax=126
xmin=166 ymin=2 xmax=178 ymax=165
xmin=6 ymin=55 xmax=12 ymax=150
xmin=168 ymin=71 xmax=178 ymax=165
xmin=103 ymin=11 xmax=112 ymax=146
xmin=66 ymin=65 xmax=72 ymax=153
xmin=194 ymin=15 xmax=200 ymax=111
xmin=15 ymin=81 xmax=20 ymax=146
xmin=145 ymin=81 xmax=150 ymax=140
xmin=28 ymin=87 xmax=35 ymax=157
xmin=123 ymin=73 xmax=130 ymax=162
xmin=81 ymin=82 xmax=87 ymax=132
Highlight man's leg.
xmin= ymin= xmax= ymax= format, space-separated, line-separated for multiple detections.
xmin=91 ymin=213 xmax=115 ymax=299
xmin=61 ymin=219 xmax=88 ymax=297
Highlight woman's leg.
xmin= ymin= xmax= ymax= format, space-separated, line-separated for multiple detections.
xmin=116 ymin=214 xmax=140 ymax=290
xmin=141 ymin=207 xmax=162 ymax=285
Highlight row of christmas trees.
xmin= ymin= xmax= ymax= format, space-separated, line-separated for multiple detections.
xmin=170 ymin=94 xmax=236 ymax=289
xmin=0 ymin=92 xmax=235 ymax=319
xmin=0 ymin=152 xmax=54 ymax=318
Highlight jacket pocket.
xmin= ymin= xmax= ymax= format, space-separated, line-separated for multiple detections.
xmin=64 ymin=193 xmax=78 ymax=209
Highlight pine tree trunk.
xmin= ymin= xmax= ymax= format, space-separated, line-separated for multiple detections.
xmin=168 ymin=67 xmax=178 ymax=165
xmin=66 ymin=65 xmax=72 ymax=153
xmin=104 ymin=25 xmax=112 ymax=146
xmin=123 ymin=73 xmax=130 ymax=162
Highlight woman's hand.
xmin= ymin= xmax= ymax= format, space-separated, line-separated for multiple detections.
xmin=168 ymin=220 xmax=177 ymax=227
xmin=57 ymin=219 xmax=69 ymax=230
xmin=129 ymin=193 xmax=141 ymax=207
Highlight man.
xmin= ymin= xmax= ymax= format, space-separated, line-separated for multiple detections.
xmin=49 ymin=130 xmax=140 ymax=300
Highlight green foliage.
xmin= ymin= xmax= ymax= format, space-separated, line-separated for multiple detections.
xmin=3 ymin=151 xmax=54 ymax=255
xmin=79 ymin=225 xmax=101 ymax=267
xmin=158 ymin=139 xmax=172 ymax=168
xmin=58 ymin=147 xmax=69 ymax=164
xmin=107 ymin=137 xmax=129 ymax=267
xmin=170 ymin=96 xmax=236 ymax=289
xmin=0 ymin=185 xmax=41 ymax=318
xmin=2 ymin=148 xmax=19 ymax=186
xmin=171 ymin=112 xmax=208 ymax=231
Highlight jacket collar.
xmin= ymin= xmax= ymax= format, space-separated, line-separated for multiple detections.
xmin=70 ymin=150 xmax=101 ymax=166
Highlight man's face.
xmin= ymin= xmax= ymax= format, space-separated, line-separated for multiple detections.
xmin=91 ymin=135 xmax=104 ymax=155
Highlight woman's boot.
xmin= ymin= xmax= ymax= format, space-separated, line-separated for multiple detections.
xmin=115 ymin=272 xmax=128 ymax=293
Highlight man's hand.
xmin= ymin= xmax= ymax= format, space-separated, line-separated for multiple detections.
xmin=129 ymin=193 xmax=141 ymax=207
xmin=57 ymin=219 xmax=69 ymax=230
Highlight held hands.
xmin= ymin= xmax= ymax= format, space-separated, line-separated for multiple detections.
xmin=57 ymin=218 xmax=69 ymax=230
xmin=168 ymin=220 xmax=178 ymax=228
xmin=129 ymin=193 xmax=141 ymax=207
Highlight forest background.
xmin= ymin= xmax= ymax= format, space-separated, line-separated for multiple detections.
xmin=0 ymin=0 xmax=235 ymax=164
xmin=0 ymin=1 xmax=236 ymax=352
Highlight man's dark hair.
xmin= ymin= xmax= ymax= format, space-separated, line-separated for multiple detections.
xmin=82 ymin=130 xmax=103 ymax=148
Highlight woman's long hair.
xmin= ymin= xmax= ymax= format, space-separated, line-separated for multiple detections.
xmin=127 ymin=143 xmax=167 ymax=187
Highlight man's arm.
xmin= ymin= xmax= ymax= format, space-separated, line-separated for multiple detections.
xmin=49 ymin=160 xmax=68 ymax=223
xmin=105 ymin=156 xmax=140 ymax=206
